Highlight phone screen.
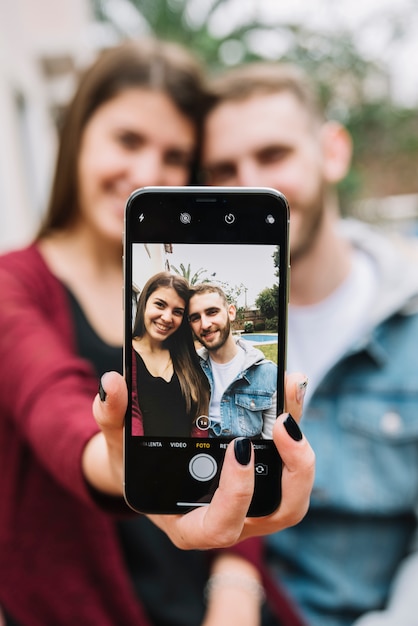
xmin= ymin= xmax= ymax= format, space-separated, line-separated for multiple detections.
xmin=124 ymin=187 xmax=289 ymax=515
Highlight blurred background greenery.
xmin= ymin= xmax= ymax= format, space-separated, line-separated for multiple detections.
xmin=2 ymin=0 xmax=418 ymax=252
xmin=91 ymin=0 xmax=418 ymax=224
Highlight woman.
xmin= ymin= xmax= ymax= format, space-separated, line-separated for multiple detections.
xmin=0 ymin=37 xmax=314 ymax=626
xmin=0 ymin=38 xmax=215 ymax=626
xmin=131 ymin=271 xmax=210 ymax=437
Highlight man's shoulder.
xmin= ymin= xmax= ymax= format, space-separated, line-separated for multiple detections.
xmin=197 ymin=346 xmax=209 ymax=361
xmin=341 ymin=218 xmax=418 ymax=315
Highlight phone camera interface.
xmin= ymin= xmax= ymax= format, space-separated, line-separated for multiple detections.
xmin=129 ymin=241 xmax=282 ymax=441
xmin=125 ymin=188 xmax=288 ymax=515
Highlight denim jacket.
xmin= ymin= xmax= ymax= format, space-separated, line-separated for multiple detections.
xmin=265 ymin=220 xmax=418 ymax=626
xmin=198 ymin=338 xmax=277 ymax=438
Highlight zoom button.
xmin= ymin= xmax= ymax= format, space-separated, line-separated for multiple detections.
xmin=189 ymin=454 xmax=217 ymax=482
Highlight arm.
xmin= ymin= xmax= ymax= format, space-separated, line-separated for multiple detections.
xmin=201 ymin=553 xmax=264 ymax=626
xmin=87 ymin=370 xmax=315 ymax=548
xmin=0 ymin=254 xmax=101 ymax=504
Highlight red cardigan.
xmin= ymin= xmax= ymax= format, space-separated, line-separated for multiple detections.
xmin=0 ymin=244 xmax=153 ymax=625
xmin=0 ymin=244 xmax=305 ymax=626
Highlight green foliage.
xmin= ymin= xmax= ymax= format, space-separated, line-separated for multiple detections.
xmin=170 ymin=260 xmax=246 ymax=304
xmin=272 ymin=247 xmax=280 ymax=276
xmin=216 ymin=280 xmax=246 ymax=306
xmin=266 ymin=316 xmax=278 ymax=331
xmin=91 ymin=0 xmax=418 ymax=208
xmin=243 ymin=321 xmax=254 ymax=333
xmin=235 ymin=306 xmax=245 ymax=322
xmin=255 ymin=285 xmax=278 ymax=320
xmin=342 ymin=103 xmax=418 ymax=204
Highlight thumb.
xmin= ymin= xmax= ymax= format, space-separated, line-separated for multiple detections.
xmin=93 ymin=371 xmax=127 ymax=434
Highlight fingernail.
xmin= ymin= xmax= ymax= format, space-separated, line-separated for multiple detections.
xmin=296 ymin=377 xmax=308 ymax=404
xmin=234 ymin=438 xmax=252 ymax=465
xmin=99 ymin=378 xmax=107 ymax=402
xmin=284 ymin=414 xmax=303 ymax=441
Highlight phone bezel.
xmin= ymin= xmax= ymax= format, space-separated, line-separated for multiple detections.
xmin=123 ymin=186 xmax=289 ymax=515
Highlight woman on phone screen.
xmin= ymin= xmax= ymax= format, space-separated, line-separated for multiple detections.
xmin=131 ymin=271 xmax=210 ymax=437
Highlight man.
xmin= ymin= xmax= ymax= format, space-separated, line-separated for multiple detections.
xmin=202 ymin=62 xmax=418 ymax=625
xmin=188 ymin=283 xmax=278 ymax=438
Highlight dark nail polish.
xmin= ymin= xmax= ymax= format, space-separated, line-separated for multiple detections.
xmin=234 ymin=438 xmax=252 ymax=465
xmin=99 ymin=379 xmax=107 ymax=402
xmin=284 ymin=414 xmax=303 ymax=441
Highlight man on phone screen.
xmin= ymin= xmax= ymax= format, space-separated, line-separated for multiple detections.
xmin=188 ymin=283 xmax=278 ymax=439
xmin=201 ymin=62 xmax=418 ymax=626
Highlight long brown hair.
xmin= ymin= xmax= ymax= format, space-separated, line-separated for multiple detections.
xmin=133 ymin=271 xmax=209 ymax=420
xmin=37 ymin=38 xmax=208 ymax=239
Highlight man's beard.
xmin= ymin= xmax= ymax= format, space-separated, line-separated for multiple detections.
xmin=199 ymin=317 xmax=231 ymax=351
xmin=289 ymin=185 xmax=327 ymax=264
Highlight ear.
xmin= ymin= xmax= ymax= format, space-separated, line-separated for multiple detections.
xmin=228 ymin=304 xmax=237 ymax=322
xmin=320 ymin=121 xmax=352 ymax=184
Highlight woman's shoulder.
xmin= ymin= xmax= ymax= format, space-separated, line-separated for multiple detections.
xmin=0 ymin=242 xmax=68 ymax=313
xmin=0 ymin=242 xmax=49 ymax=279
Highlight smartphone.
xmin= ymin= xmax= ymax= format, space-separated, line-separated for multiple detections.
xmin=123 ymin=186 xmax=289 ymax=516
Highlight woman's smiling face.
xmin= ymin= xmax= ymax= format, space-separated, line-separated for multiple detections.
xmin=76 ymin=88 xmax=197 ymax=246
xmin=143 ymin=286 xmax=186 ymax=343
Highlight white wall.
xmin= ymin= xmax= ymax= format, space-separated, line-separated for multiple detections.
xmin=0 ymin=0 xmax=97 ymax=252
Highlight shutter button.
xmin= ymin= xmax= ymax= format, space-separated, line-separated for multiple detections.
xmin=189 ymin=454 xmax=217 ymax=482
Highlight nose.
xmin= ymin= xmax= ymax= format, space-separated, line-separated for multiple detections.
xmin=235 ymin=160 xmax=264 ymax=187
xmin=200 ymin=314 xmax=212 ymax=329
xmin=130 ymin=149 xmax=165 ymax=188
xmin=160 ymin=309 xmax=173 ymax=323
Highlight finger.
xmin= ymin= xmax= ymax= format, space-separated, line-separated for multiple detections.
xmin=284 ymin=372 xmax=308 ymax=422
xmin=241 ymin=412 xmax=315 ymax=539
xmin=271 ymin=412 xmax=315 ymax=525
xmin=92 ymin=371 xmax=127 ymax=434
xmin=84 ymin=372 xmax=127 ymax=495
xmin=149 ymin=438 xmax=255 ymax=550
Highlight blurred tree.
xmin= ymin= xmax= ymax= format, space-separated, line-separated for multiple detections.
xmin=255 ymin=285 xmax=278 ymax=320
xmin=90 ymin=0 xmax=418 ymax=215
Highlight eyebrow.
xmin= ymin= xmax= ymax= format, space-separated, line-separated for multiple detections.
xmin=189 ymin=306 xmax=220 ymax=318
xmin=153 ymin=297 xmax=185 ymax=311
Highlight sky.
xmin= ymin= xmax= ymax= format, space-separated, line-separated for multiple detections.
xmin=168 ymin=243 xmax=278 ymax=308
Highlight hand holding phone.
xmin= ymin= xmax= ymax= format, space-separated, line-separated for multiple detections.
xmin=89 ymin=370 xmax=315 ymax=548
xmin=124 ymin=187 xmax=291 ymax=516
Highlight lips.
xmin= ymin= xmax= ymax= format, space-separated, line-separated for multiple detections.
xmin=201 ymin=329 xmax=218 ymax=342
xmin=154 ymin=321 xmax=173 ymax=334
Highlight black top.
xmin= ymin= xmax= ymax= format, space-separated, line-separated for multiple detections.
xmin=64 ymin=286 xmax=208 ymax=626
xmin=64 ymin=286 xmax=122 ymax=378
xmin=134 ymin=350 xmax=193 ymax=437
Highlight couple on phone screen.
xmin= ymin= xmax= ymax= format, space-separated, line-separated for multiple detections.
xmin=131 ymin=272 xmax=278 ymax=439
